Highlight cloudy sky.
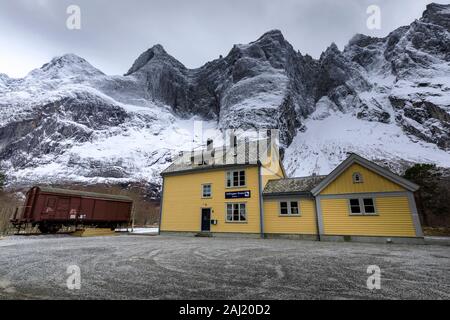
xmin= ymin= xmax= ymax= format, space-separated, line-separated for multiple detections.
xmin=0 ymin=0 xmax=447 ymax=77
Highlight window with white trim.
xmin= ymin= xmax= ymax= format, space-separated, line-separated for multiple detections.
xmin=226 ymin=170 xmax=246 ymax=188
xmin=349 ymin=198 xmax=361 ymax=214
xmin=363 ymin=198 xmax=375 ymax=214
xmin=202 ymin=184 xmax=212 ymax=198
xmin=226 ymin=203 xmax=247 ymax=222
xmin=352 ymin=172 xmax=363 ymax=184
xmin=279 ymin=201 xmax=300 ymax=216
xmin=349 ymin=198 xmax=376 ymax=215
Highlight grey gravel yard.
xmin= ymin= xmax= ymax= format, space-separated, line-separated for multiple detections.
xmin=0 ymin=234 xmax=449 ymax=300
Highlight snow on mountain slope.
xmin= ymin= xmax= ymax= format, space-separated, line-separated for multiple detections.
xmin=284 ymin=106 xmax=450 ymax=177
xmin=0 ymin=55 xmax=220 ymax=187
xmin=8 ymin=114 xmax=219 ymax=186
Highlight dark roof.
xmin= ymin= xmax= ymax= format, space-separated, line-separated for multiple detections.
xmin=36 ymin=186 xmax=133 ymax=202
xmin=162 ymin=139 xmax=269 ymax=175
xmin=263 ymin=175 xmax=327 ymax=196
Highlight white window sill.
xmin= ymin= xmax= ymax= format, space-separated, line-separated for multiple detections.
xmin=278 ymin=214 xmax=301 ymax=217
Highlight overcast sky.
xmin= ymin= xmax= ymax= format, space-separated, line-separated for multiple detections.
xmin=0 ymin=0 xmax=448 ymax=78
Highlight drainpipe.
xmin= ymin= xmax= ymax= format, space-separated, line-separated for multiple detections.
xmin=258 ymin=163 xmax=265 ymax=239
xmin=158 ymin=176 xmax=165 ymax=236
xmin=314 ymin=196 xmax=322 ymax=241
xmin=131 ymin=202 xmax=135 ymax=233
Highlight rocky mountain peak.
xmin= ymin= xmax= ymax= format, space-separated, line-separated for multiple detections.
xmin=421 ymin=3 xmax=450 ymax=30
xmin=28 ymin=53 xmax=104 ymax=79
xmin=347 ymin=33 xmax=383 ymax=48
xmin=255 ymin=29 xmax=286 ymax=43
xmin=125 ymin=44 xmax=185 ymax=76
xmin=0 ymin=73 xmax=10 ymax=80
xmin=42 ymin=54 xmax=91 ymax=70
xmin=322 ymin=42 xmax=340 ymax=57
xmin=0 ymin=73 xmax=9 ymax=90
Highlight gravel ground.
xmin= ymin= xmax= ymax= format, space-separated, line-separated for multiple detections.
xmin=0 ymin=235 xmax=449 ymax=300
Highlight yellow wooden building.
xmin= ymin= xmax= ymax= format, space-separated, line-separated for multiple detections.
xmin=159 ymin=138 xmax=423 ymax=243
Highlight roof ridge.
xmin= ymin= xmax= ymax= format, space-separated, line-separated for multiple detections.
xmin=271 ymin=175 xmax=327 ymax=181
xmin=179 ymin=138 xmax=268 ymax=152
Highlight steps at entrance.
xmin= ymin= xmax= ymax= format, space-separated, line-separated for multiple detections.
xmin=195 ymin=232 xmax=213 ymax=237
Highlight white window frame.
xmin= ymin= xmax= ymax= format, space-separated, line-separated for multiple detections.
xmin=348 ymin=198 xmax=377 ymax=216
xmin=279 ymin=200 xmax=301 ymax=216
xmin=201 ymin=183 xmax=212 ymax=198
xmin=352 ymin=172 xmax=364 ymax=184
xmin=226 ymin=170 xmax=246 ymax=188
xmin=225 ymin=203 xmax=247 ymax=223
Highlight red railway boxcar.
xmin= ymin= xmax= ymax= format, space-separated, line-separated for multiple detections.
xmin=11 ymin=186 xmax=133 ymax=234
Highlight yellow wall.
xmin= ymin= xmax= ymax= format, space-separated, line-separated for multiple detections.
xmin=161 ymin=166 xmax=261 ymax=234
xmin=260 ymin=143 xmax=285 ymax=187
xmin=261 ymin=161 xmax=285 ymax=188
xmin=321 ymin=163 xmax=405 ymax=195
xmin=320 ymin=196 xmax=416 ymax=237
xmin=263 ymin=198 xmax=317 ymax=235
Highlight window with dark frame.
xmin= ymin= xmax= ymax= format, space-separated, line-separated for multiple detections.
xmin=226 ymin=170 xmax=246 ymax=187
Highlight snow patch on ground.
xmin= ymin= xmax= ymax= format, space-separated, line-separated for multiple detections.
xmin=116 ymin=227 xmax=159 ymax=234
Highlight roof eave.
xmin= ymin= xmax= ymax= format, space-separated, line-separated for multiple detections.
xmin=263 ymin=191 xmax=313 ymax=198
xmin=161 ymin=163 xmax=259 ymax=177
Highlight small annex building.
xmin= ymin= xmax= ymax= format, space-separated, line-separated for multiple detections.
xmin=159 ymin=137 xmax=422 ymax=243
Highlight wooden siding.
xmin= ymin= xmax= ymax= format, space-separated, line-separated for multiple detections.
xmin=320 ymin=196 xmax=416 ymax=237
xmin=263 ymin=198 xmax=317 ymax=235
xmin=161 ymin=166 xmax=261 ymax=233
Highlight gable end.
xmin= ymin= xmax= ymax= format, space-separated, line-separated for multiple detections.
xmin=311 ymin=154 xmax=420 ymax=196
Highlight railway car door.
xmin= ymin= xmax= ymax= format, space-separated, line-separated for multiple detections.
xmin=56 ymin=197 xmax=70 ymax=219
xmin=69 ymin=197 xmax=81 ymax=220
xmin=43 ymin=196 xmax=58 ymax=219
xmin=80 ymin=198 xmax=95 ymax=222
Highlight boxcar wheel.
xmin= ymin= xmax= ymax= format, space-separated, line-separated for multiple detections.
xmin=49 ymin=225 xmax=60 ymax=234
xmin=38 ymin=225 xmax=50 ymax=234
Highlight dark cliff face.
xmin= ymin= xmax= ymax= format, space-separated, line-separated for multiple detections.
xmin=120 ymin=3 xmax=450 ymax=149
xmin=422 ymin=3 xmax=450 ymax=31
xmin=342 ymin=3 xmax=450 ymax=149
xmin=121 ymin=29 xmax=318 ymax=145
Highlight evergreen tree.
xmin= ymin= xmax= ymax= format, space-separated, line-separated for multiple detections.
xmin=404 ymin=164 xmax=449 ymax=226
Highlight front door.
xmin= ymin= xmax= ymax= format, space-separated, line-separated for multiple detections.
xmin=201 ymin=208 xmax=211 ymax=232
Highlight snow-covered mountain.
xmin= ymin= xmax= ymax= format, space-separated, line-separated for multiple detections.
xmin=0 ymin=3 xmax=449 ymax=188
